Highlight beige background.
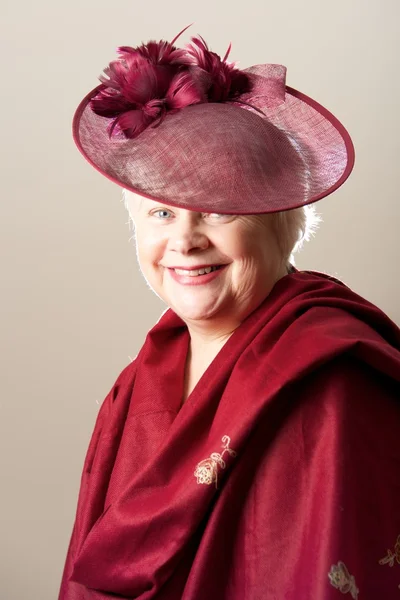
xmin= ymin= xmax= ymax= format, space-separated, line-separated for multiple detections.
xmin=1 ymin=0 xmax=399 ymax=598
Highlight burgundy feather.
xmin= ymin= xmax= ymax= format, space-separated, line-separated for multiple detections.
xmin=91 ymin=87 xmax=132 ymax=118
xmin=109 ymin=109 xmax=153 ymax=138
xmin=116 ymin=24 xmax=193 ymax=66
xmin=90 ymin=31 xmax=252 ymax=139
xmin=186 ymin=36 xmax=250 ymax=102
xmin=166 ymin=71 xmax=205 ymax=109
xmin=117 ymin=40 xmax=191 ymax=67
xmin=143 ymin=99 xmax=165 ymax=119
xmin=121 ymin=63 xmax=172 ymax=104
xmin=92 ymin=61 xmax=171 ymax=120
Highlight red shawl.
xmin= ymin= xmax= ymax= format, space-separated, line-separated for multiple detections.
xmin=59 ymin=271 xmax=400 ymax=600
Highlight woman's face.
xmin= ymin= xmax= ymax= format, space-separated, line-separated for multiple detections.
xmin=128 ymin=193 xmax=286 ymax=331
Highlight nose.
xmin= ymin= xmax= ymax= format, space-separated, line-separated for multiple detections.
xmin=168 ymin=213 xmax=209 ymax=254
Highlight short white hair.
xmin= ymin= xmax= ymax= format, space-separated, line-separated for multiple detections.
xmin=270 ymin=204 xmax=321 ymax=266
xmin=122 ymin=189 xmax=320 ymax=267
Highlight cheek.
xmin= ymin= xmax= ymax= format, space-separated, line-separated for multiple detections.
xmin=229 ymin=232 xmax=279 ymax=277
xmin=226 ymin=235 xmax=263 ymax=266
xmin=134 ymin=240 xmax=161 ymax=285
xmin=135 ymin=230 xmax=163 ymax=265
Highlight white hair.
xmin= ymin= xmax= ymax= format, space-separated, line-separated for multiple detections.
xmin=122 ymin=189 xmax=320 ymax=267
xmin=270 ymin=204 xmax=321 ymax=267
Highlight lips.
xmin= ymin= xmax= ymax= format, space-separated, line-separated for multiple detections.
xmin=173 ymin=265 xmax=221 ymax=277
xmin=166 ymin=264 xmax=226 ymax=285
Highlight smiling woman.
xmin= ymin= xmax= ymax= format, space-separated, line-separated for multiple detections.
xmin=60 ymin=29 xmax=400 ymax=600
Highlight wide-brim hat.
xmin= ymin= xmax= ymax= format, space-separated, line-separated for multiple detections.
xmin=73 ymin=32 xmax=355 ymax=214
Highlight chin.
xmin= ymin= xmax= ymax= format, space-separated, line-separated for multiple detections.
xmin=170 ymin=301 xmax=220 ymax=323
xmin=173 ymin=308 xmax=213 ymax=322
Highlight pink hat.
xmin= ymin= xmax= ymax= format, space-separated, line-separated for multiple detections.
xmin=73 ymin=28 xmax=355 ymax=214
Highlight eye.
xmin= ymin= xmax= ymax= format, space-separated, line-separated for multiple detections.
xmin=150 ymin=208 xmax=174 ymax=220
xmin=203 ymin=213 xmax=235 ymax=223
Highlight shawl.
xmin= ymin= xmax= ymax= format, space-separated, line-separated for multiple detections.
xmin=59 ymin=270 xmax=400 ymax=600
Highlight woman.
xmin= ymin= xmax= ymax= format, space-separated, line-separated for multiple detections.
xmin=59 ymin=29 xmax=400 ymax=599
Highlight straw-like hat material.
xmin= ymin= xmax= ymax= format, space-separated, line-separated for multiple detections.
xmin=73 ymin=32 xmax=354 ymax=214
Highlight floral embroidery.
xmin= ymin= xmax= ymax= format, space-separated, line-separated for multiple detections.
xmin=194 ymin=435 xmax=237 ymax=488
xmin=379 ymin=534 xmax=400 ymax=568
xmin=379 ymin=534 xmax=400 ymax=590
xmin=328 ymin=561 xmax=359 ymax=599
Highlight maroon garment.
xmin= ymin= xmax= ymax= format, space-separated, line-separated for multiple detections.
xmin=59 ymin=271 xmax=400 ymax=600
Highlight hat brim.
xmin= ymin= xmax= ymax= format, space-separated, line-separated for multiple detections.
xmin=73 ymin=82 xmax=355 ymax=215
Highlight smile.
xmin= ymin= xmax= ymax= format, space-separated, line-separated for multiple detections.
xmin=173 ymin=265 xmax=221 ymax=277
xmin=167 ymin=264 xmax=226 ymax=286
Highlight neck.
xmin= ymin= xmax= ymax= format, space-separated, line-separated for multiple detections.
xmin=187 ymin=326 xmax=234 ymax=357
xmin=182 ymin=327 xmax=233 ymax=405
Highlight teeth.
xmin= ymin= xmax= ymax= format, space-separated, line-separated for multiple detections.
xmin=174 ymin=266 xmax=219 ymax=277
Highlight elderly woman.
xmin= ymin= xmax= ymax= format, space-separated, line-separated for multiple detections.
xmin=59 ymin=30 xmax=400 ymax=600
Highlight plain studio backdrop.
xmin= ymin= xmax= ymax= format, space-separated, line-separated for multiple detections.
xmin=1 ymin=0 xmax=399 ymax=598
